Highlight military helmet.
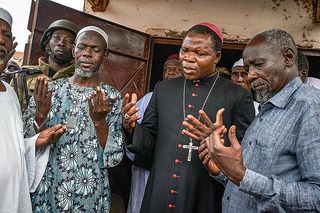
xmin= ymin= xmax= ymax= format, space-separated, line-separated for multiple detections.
xmin=40 ymin=19 xmax=79 ymax=51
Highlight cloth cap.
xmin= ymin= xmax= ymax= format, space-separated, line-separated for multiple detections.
xmin=0 ymin=8 xmax=12 ymax=28
xmin=76 ymin=26 xmax=109 ymax=49
xmin=165 ymin=53 xmax=179 ymax=64
xmin=196 ymin=22 xmax=223 ymax=43
xmin=232 ymin=58 xmax=244 ymax=69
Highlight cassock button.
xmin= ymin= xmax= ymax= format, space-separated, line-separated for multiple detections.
xmin=195 ymin=83 xmax=201 ymax=87
xmin=191 ymin=93 xmax=197 ymax=97
xmin=175 ymin=159 xmax=182 ymax=164
xmin=177 ymin=144 xmax=183 ymax=149
xmin=188 ymin=104 xmax=193 ymax=108
xmin=172 ymin=174 xmax=179 ymax=179
xmin=170 ymin=189 xmax=178 ymax=194
xmin=168 ymin=204 xmax=176 ymax=208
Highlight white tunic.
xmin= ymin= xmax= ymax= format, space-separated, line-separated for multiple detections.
xmin=0 ymin=81 xmax=39 ymax=213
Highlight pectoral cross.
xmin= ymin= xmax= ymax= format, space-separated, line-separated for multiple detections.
xmin=183 ymin=140 xmax=199 ymax=161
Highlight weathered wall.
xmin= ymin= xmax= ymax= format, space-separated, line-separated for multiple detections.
xmin=84 ymin=0 xmax=320 ymax=50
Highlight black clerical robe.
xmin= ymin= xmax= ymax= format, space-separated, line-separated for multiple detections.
xmin=127 ymin=74 xmax=255 ymax=213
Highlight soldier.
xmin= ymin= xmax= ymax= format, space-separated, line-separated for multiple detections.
xmin=15 ymin=19 xmax=78 ymax=109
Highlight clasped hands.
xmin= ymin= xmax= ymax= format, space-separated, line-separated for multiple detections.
xmin=182 ymin=108 xmax=246 ymax=186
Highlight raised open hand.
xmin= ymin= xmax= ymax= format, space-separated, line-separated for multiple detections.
xmin=121 ymin=93 xmax=140 ymax=133
xmin=207 ymin=125 xmax=246 ymax=186
xmin=34 ymin=76 xmax=52 ymax=129
xmin=36 ymin=124 xmax=66 ymax=149
xmin=88 ymin=87 xmax=113 ymax=125
xmin=182 ymin=108 xmax=225 ymax=142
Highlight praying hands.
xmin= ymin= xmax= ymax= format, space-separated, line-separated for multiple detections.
xmin=88 ymin=86 xmax=114 ymax=124
xmin=201 ymin=109 xmax=246 ymax=186
xmin=88 ymin=87 xmax=115 ymax=148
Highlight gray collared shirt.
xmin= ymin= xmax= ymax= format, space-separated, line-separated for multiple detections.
xmin=220 ymin=77 xmax=320 ymax=212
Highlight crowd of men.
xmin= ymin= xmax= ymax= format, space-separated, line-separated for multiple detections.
xmin=1 ymin=5 xmax=320 ymax=213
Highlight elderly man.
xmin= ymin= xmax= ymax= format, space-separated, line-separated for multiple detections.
xmin=15 ymin=19 xmax=78 ymax=109
xmin=23 ymin=26 xmax=124 ymax=212
xmin=297 ymin=51 xmax=309 ymax=83
xmin=231 ymin=59 xmax=250 ymax=90
xmin=122 ymin=22 xmax=255 ymax=213
xmin=201 ymin=29 xmax=320 ymax=212
xmin=298 ymin=51 xmax=320 ymax=89
xmin=231 ymin=58 xmax=259 ymax=114
xmin=0 ymin=7 xmax=65 ymax=212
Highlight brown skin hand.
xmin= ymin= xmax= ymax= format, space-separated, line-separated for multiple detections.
xmin=121 ymin=93 xmax=140 ymax=135
xmin=198 ymin=137 xmax=221 ymax=175
xmin=88 ymin=87 xmax=114 ymax=148
xmin=206 ymin=124 xmax=246 ymax=186
xmin=182 ymin=108 xmax=225 ymax=142
xmin=33 ymin=77 xmax=52 ymax=131
xmin=194 ymin=108 xmax=225 ymax=175
xmin=36 ymin=124 xmax=66 ymax=150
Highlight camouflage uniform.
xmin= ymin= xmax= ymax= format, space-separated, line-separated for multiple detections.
xmin=15 ymin=57 xmax=74 ymax=108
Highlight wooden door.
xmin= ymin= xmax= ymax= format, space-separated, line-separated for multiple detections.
xmin=24 ymin=0 xmax=151 ymax=99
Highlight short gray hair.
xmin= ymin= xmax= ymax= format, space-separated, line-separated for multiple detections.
xmin=254 ymin=29 xmax=297 ymax=61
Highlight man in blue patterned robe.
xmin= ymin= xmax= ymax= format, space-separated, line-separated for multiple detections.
xmin=23 ymin=26 xmax=124 ymax=212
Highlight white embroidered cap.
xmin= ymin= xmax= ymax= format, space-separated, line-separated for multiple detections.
xmin=0 ymin=8 xmax=12 ymax=28
xmin=232 ymin=58 xmax=244 ymax=69
xmin=76 ymin=26 xmax=109 ymax=48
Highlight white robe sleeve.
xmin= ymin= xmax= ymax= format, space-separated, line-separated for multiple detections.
xmin=23 ymin=134 xmax=51 ymax=193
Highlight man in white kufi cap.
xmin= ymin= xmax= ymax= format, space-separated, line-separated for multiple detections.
xmin=231 ymin=58 xmax=259 ymax=115
xmin=23 ymin=25 xmax=124 ymax=212
xmin=0 ymin=7 xmax=66 ymax=212
xmin=76 ymin=26 xmax=109 ymax=48
xmin=0 ymin=7 xmax=12 ymax=27
xmin=231 ymin=58 xmax=251 ymax=90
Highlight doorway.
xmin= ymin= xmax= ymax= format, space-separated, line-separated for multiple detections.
xmin=147 ymin=39 xmax=247 ymax=92
xmin=148 ymin=39 xmax=320 ymax=93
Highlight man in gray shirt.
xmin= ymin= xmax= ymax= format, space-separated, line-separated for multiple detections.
xmin=199 ymin=29 xmax=320 ymax=212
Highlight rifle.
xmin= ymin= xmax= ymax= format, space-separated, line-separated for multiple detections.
xmin=5 ymin=68 xmax=30 ymax=111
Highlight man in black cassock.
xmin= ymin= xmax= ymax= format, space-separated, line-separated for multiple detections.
xmin=122 ymin=22 xmax=255 ymax=213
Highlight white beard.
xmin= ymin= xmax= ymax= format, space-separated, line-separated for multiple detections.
xmin=75 ymin=67 xmax=97 ymax=78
